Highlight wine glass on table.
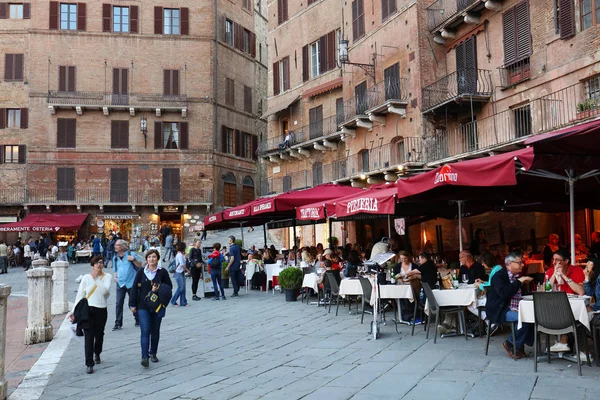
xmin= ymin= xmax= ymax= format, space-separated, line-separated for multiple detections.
xmin=461 ymin=274 xmax=469 ymax=286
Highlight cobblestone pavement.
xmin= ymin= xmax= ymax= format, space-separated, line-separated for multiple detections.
xmin=4 ymin=262 xmax=600 ymax=400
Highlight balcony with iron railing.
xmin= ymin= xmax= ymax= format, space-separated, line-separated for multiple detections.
xmin=426 ymin=0 xmax=483 ymax=33
xmin=498 ymin=58 xmax=531 ymax=89
xmin=1 ymin=188 xmax=213 ymax=206
xmin=421 ymin=69 xmax=493 ymax=113
xmin=258 ymin=114 xmax=342 ymax=158
xmin=425 ymin=81 xmax=600 ymax=163
xmin=263 ymin=159 xmax=350 ymax=195
xmin=47 ymin=91 xmax=188 ymax=115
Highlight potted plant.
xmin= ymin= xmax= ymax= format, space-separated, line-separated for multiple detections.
xmin=222 ymin=261 xmax=230 ymax=288
xmin=576 ymin=99 xmax=600 ymax=120
xmin=278 ymin=267 xmax=303 ymax=302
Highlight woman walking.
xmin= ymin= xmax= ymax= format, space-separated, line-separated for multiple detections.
xmin=190 ymin=239 xmax=204 ymax=301
xmin=171 ymin=242 xmax=190 ymax=307
xmin=207 ymin=243 xmax=226 ymax=300
xmin=70 ymin=256 xmax=112 ymax=374
xmin=129 ymin=249 xmax=172 ymax=367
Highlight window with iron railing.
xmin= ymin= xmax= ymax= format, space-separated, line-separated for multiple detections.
xmin=586 ymin=76 xmax=600 ymax=99
xmin=513 ymin=105 xmax=532 ymax=138
xmin=355 ymin=81 xmax=368 ymax=114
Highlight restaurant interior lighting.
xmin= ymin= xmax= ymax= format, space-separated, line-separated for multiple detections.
xmin=190 ymin=219 xmax=197 ymax=223
xmin=193 ymin=215 xmax=200 ymax=219
xmin=184 ymin=223 xmax=190 ymax=227
xmin=360 ymin=174 xmax=366 ymax=180
xmin=184 ymin=214 xmax=191 ymax=220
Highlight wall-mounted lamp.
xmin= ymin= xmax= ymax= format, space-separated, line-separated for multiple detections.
xmin=338 ymin=38 xmax=375 ymax=81
xmin=140 ymin=115 xmax=148 ymax=148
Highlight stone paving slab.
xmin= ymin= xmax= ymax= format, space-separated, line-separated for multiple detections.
xmin=3 ymin=261 xmax=599 ymax=400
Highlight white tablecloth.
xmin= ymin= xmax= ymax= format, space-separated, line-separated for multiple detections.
xmin=76 ymin=250 xmax=92 ymax=257
xmin=370 ymin=284 xmax=413 ymax=306
xmin=425 ymin=287 xmax=478 ymax=315
xmin=339 ymin=279 xmax=363 ymax=298
xmin=302 ymin=273 xmax=319 ymax=292
xmin=517 ymin=297 xmax=591 ymax=331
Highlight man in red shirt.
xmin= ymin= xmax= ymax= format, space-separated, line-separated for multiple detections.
xmin=545 ymin=248 xmax=585 ymax=353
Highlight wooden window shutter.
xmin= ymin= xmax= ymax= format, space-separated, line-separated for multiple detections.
xmin=244 ymin=86 xmax=252 ymax=113
xmin=221 ymin=126 xmax=227 ymax=152
xmin=4 ymin=54 xmax=12 ymax=80
xmin=23 ymin=3 xmax=31 ymax=19
xmin=18 ymin=145 xmax=25 ymax=163
xmin=382 ymin=0 xmax=389 ymax=21
xmin=68 ymin=66 xmax=76 ymax=91
xmin=111 ymin=120 xmax=120 ymax=148
xmin=234 ymin=130 xmax=242 ymax=157
xmin=163 ymin=70 xmax=171 ymax=95
xmin=67 ymin=119 xmax=76 ymax=148
xmin=120 ymin=121 xmax=129 ymax=148
xmin=172 ymin=70 xmax=180 ymax=95
xmin=358 ymin=0 xmax=365 ymax=37
xmin=515 ymin=2 xmax=531 ymax=60
xmin=57 ymin=119 xmax=65 ymax=147
xmin=282 ymin=0 xmax=288 ymax=22
xmin=0 ymin=109 xmax=5 ymax=129
xmin=283 ymin=58 xmax=290 ymax=90
xmin=559 ymin=0 xmax=575 ymax=39
xmin=319 ymin=35 xmax=327 ymax=75
xmin=250 ymin=32 xmax=256 ymax=57
xmin=327 ymin=31 xmax=336 ymax=71
xmin=221 ymin=16 xmax=226 ymax=42
xmin=59 ymin=66 xmax=66 ymax=91
xmin=179 ymin=122 xmax=188 ymax=149
xmin=502 ymin=9 xmax=517 ymax=65
xmin=251 ymin=135 xmax=258 ymax=160
xmin=352 ymin=1 xmax=358 ymax=40
xmin=102 ymin=4 xmax=111 ymax=32
xmin=302 ymin=45 xmax=309 ymax=82
xmin=154 ymin=7 xmax=163 ymax=34
xmin=130 ymin=6 xmax=139 ymax=33
xmin=273 ymin=62 xmax=280 ymax=95
xmin=77 ymin=3 xmax=86 ymax=31
xmin=49 ymin=1 xmax=58 ymax=29
xmin=154 ymin=121 xmax=162 ymax=149
xmin=0 ymin=3 xmax=6 ymax=19
xmin=230 ymin=79 xmax=235 ymax=105
xmin=14 ymin=54 xmax=23 ymax=80
xmin=277 ymin=0 xmax=283 ymax=24
xmin=181 ymin=7 xmax=189 ymax=35
xmin=20 ymin=108 xmax=28 ymax=129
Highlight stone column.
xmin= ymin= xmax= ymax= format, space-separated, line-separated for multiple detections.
xmin=31 ymin=258 xmax=49 ymax=269
xmin=0 ymin=284 xmax=11 ymax=400
xmin=51 ymin=261 xmax=69 ymax=315
xmin=24 ymin=268 xmax=54 ymax=345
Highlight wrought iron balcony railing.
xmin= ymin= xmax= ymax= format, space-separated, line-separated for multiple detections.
xmin=421 ymin=69 xmax=493 ymax=113
xmin=498 ymin=58 xmax=531 ymax=89
xmin=47 ymin=91 xmax=188 ymax=109
xmin=426 ymin=0 xmax=480 ymax=32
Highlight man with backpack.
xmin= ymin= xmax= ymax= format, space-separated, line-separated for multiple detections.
xmin=112 ymin=239 xmax=142 ymax=330
xmin=207 ymin=243 xmax=226 ymax=300
xmin=226 ymin=236 xmax=242 ymax=297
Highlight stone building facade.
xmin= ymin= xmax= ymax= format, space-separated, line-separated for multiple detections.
xmin=0 ymin=0 xmax=267 ymax=243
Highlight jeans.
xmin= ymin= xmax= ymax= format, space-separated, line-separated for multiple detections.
xmin=137 ymin=309 xmax=163 ymax=359
xmin=211 ymin=269 xmax=225 ymax=298
xmin=506 ymin=310 xmax=533 ymax=350
xmin=191 ymin=265 xmax=202 ymax=295
xmin=84 ymin=306 xmax=108 ymax=366
xmin=115 ymin=285 xmax=137 ymax=327
xmin=171 ymin=272 xmax=188 ymax=306
xmin=200 ymin=231 xmax=207 ymax=240
xmin=163 ymin=247 xmax=174 ymax=261
xmin=105 ymin=251 xmax=115 ymax=268
xmin=230 ymin=268 xmax=242 ymax=295
xmin=0 ymin=257 xmax=6 ymax=273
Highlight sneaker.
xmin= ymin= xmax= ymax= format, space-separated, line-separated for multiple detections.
xmin=86 ymin=366 xmax=94 ymax=374
xmin=410 ymin=318 xmax=423 ymax=325
xmin=502 ymin=340 xmax=515 ymax=359
xmin=221 ymin=296 xmax=227 ymax=300
xmin=437 ymin=324 xmax=455 ymax=335
xmin=550 ymin=342 xmax=570 ymax=352
xmin=150 ymin=354 xmax=159 ymax=363
xmin=192 ymin=295 xmax=201 ymax=301
xmin=212 ymin=297 xmax=220 ymax=301
xmin=94 ymin=354 xmax=101 ymax=364
xmin=112 ymin=324 xmax=121 ymax=331
xmin=141 ymin=358 xmax=149 ymax=368
xmin=231 ymin=293 xmax=239 ymax=297
xmin=577 ymin=351 xmax=593 ymax=362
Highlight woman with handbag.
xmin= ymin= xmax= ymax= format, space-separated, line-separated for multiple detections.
xmin=129 ymin=249 xmax=172 ymax=368
xmin=190 ymin=239 xmax=204 ymax=301
xmin=69 ymin=256 xmax=112 ymax=374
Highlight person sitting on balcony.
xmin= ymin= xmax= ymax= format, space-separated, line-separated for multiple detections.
xmin=278 ymin=132 xmax=292 ymax=150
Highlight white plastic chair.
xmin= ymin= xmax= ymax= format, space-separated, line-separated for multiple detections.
xmin=245 ymin=261 xmax=257 ymax=292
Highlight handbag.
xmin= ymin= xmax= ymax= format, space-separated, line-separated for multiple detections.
xmin=72 ymin=277 xmax=101 ymax=323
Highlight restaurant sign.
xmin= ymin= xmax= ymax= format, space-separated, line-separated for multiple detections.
xmin=208 ymin=215 xmax=218 ymax=222
xmin=434 ymin=165 xmax=458 ymax=185
xmin=97 ymin=214 xmax=140 ymax=220
xmin=227 ymin=209 xmax=247 ymax=217
xmin=346 ymin=198 xmax=378 ymax=214
xmin=252 ymin=202 xmax=272 ymax=213
xmin=299 ymin=207 xmax=321 ymax=219
xmin=0 ymin=216 xmax=17 ymax=223
xmin=161 ymin=206 xmax=181 ymax=214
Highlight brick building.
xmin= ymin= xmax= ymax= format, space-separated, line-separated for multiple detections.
xmin=263 ymin=0 xmax=600 ymax=249
xmin=0 ymin=1 xmax=267 ymax=243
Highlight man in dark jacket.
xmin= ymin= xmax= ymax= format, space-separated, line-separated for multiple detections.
xmin=485 ymin=252 xmax=533 ymax=359
xmin=458 ymin=250 xmax=488 ymax=284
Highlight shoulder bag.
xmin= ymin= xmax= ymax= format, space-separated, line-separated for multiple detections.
xmin=73 ymin=275 xmax=104 ymax=323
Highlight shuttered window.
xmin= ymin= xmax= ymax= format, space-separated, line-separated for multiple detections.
xmin=313 ymin=162 xmax=323 ymax=186
xmin=382 ymin=0 xmax=397 ymax=21
xmin=57 ymin=118 xmax=76 ymax=148
xmin=162 ymin=168 xmax=180 ymax=202
xmin=244 ymin=85 xmax=252 ymax=113
xmin=355 ymin=81 xmax=368 ymax=114
xmin=559 ymin=0 xmax=575 ymax=38
xmin=251 ymin=134 xmax=258 ymax=160
xmin=163 ymin=69 xmax=180 ymax=95
xmin=283 ymin=176 xmax=292 ymax=192
xmin=4 ymin=54 xmax=24 ymax=81
xmin=456 ymin=36 xmax=477 ymax=94
xmin=113 ymin=6 xmax=129 ymax=32
xmin=277 ymin=0 xmax=288 ymax=25
xmin=0 ymin=3 xmax=30 ymax=19
xmin=273 ymin=61 xmax=280 ymax=95
xmin=281 ymin=57 xmax=290 ymax=91
xmin=336 ymin=98 xmax=344 ymax=125
xmin=57 ymin=167 xmax=75 ymax=201
xmin=352 ymin=0 xmax=365 ymax=41
xmin=384 ymin=63 xmax=400 ymax=100
xmin=1 ymin=145 xmax=26 ymax=164
xmin=110 ymin=168 xmax=128 ymax=203
xmin=309 ymin=105 xmax=323 ymax=139
xmin=58 ymin=66 xmax=76 ymax=92
xmin=155 ymin=122 xmax=189 ymax=150
xmin=225 ymin=78 xmax=235 ymax=106
xmin=221 ymin=126 xmax=234 ymax=154
xmin=502 ymin=2 xmax=531 ymax=66
xmin=111 ymin=120 xmax=129 ymax=149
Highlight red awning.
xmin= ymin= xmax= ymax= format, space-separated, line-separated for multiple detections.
xmin=334 ymin=184 xmax=398 ymax=218
xmin=0 ymin=213 xmax=88 ymax=232
xmin=223 ymin=203 xmax=252 ymax=220
xmin=296 ymin=202 xmax=326 ymax=221
xmin=396 ymin=148 xmax=533 ymax=199
xmin=203 ymin=212 xmax=223 ymax=228
xmin=302 ymin=77 xmax=343 ymax=99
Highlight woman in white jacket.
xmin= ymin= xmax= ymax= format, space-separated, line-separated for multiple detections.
xmin=70 ymin=256 xmax=112 ymax=374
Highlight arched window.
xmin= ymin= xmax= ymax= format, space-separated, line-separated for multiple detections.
xmin=242 ymin=175 xmax=255 ymax=203
xmin=223 ymin=173 xmax=237 ymax=207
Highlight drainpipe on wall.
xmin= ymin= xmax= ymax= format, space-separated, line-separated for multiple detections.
xmin=213 ymin=0 xmax=219 ymax=210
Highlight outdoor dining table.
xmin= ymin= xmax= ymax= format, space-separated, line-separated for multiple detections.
xmin=424 ymin=286 xmax=478 ymax=315
xmin=517 ymin=295 xmax=591 ymax=331
xmin=301 ymin=273 xmax=319 ymax=292
xmin=339 ymin=278 xmax=363 ymax=298
xmin=76 ymin=249 xmax=92 ymax=263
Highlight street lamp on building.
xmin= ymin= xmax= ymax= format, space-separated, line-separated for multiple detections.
xmin=140 ymin=116 xmax=148 ymax=148
xmin=338 ymin=38 xmax=375 ymax=81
